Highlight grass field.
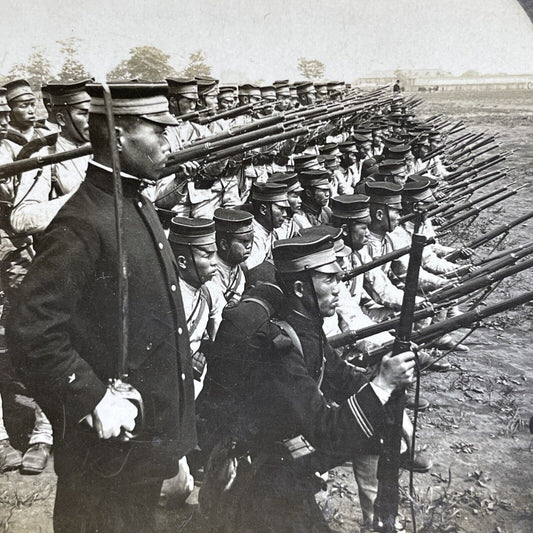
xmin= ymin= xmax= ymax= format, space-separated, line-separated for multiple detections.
xmin=1 ymin=89 xmax=533 ymax=532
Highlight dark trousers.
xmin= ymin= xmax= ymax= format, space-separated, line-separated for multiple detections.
xmin=54 ymin=470 xmax=163 ymax=533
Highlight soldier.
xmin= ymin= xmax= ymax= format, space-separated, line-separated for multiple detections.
xmin=3 ymin=79 xmax=47 ymax=145
xmin=210 ymin=208 xmax=254 ymax=306
xmin=268 ymin=172 xmax=304 ymax=239
xmin=245 ymin=182 xmax=289 ymax=269
xmin=296 ymin=81 xmax=317 ymax=107
xmin=198 ymin=232 xmax=416 ymax=532
xmin=274 ymin=80 xmax=292 ymax=112
xmin=339 ymin=140 xmax=360 ymax=189
xmin=8 ymin=82 xmax=197 ymax=532
xmin=155 ymin=78 xmax=232 ymax=218
xmin=289 ymin=83 xmax=300 ymax=109
xmin=40 ymin=84 xmax=61 ymax=133
xmin=327 ymin=81 xmax=343 ymax=101
xmin=315 ymin=81 xmax=329 ymax=102
xmin=218 ymin=85 xmax=238 ymax=110
xmin=11 ymin=79 xmax=92 ymax=235
xmin=259 ymin=86 xmax=277 ymax=116
xmin=196 ymin=76 xmax=219 ymax=112
xmin=293 ymin=169 xmax=333 ymax=229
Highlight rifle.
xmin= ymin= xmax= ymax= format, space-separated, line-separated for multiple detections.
xmin=365 ymin=290 xmax=533 ymax=364
xmin=175 ymin=107 xmax=211 ymax=122
xmin=0 ymin=144 xmax=93 ymax=181
xmin=340 ymin=238 xmax=435 ymax=281
xmin=435 ymin=186 xmax=526 ymax=233
xmin=429 ymin=255 xmax=533 ymax=304
xmin=197 ymin=101 xmax=277 ymax=125
xmin=159 ymin=126 xmax=309 ymax=178
xmin=445 ymin=209 xmax=533 ymax=261
xmin=374 ymin=211 xmax=427 ymax=533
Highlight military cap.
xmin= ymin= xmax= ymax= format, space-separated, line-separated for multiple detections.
xmin=47 ymin=79 xmax=91 ymax=107
xmin=3 ymin=79 xmax=34 ymax=104
xmin=327 ymin=81 xmax=343 ymax=92
xmin=319 ymin=143 xmax=341 ymax=156
xmin=41 ymin=83 xmax=50 ymax=101
xmin=213 ymin=208 xmax=254 ymax=235
xmin=365 ymin=182 xmax=403 ymax=209
xmin=300 ymin=225 xmax=351 ymax=258
xmin=402 ymin=177 xmax=434 ymax=203
xmin=166 ymin=78 xmax=198 ymax=98
xmin=169 ymin=216 xmax=216 ymax=246
xmin=353 ymin=133 xmax=373 ymax=144
xmin=379 ymin=159 xmax=407 ymax=175
xmin=293 ymin=153 xmax=322 ymax=171
xmin=196 ymin=77 xmax=219 ymax=97
xmin=260 ymin=86 xmax=277 ymax=101
xmin=275 ymin=82 xmax=291 ymax=97
xmin=298 ymin=169 xmax=331 ymax=190
xmin=408 ymin=172 xmax=439 ymax=188
xmin=338 ymin=141 xmax=357 ymax=153
xmin=219 ymin=84 xmax=238 ymax=96
xmin=413 ymin=133 xmax=430 ymax=146
xmin=268 ymin=172 xmax=303 ymax=193
xmin=388 ymin=144 xmax=412 ymax=160
xmin=320 ymin=154 xmax=339 ymax=170
xmin=0 ymin=88 xmax=10 ymax=112
xmin=314 ymin=81 xmax=327 ymax=90
xmin=383 ymin=137 xmax=405 ymax=147
xmin=251 ymin=182 xmax=290 ymax=206
xmin=295 ymin=81 xmax=316 ymax=95
xmin=331 ymin=194 xmax=370 ymax=221
xmin=289 ymin=85 xmax=298 ymax=98
xmin=273 ymin=233 xmax=342 ymax=274
xmin=239 ymin=84 xmax=261 ymax=98
xmin=86 ymin=82 xmax=178 ymax=126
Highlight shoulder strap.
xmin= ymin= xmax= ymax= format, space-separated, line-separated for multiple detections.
xmin=271 ymin=319 xmax=303 ymax=359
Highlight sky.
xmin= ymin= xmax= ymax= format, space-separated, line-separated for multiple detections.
xmin=1 ymin=0 xmax=533 ymax=82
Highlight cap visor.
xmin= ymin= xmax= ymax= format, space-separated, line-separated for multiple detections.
xmin=336 ymin=245 xmax=352 ymax=258
xmin=314 ymin=261 xmax=343 ymax=274
xmin=140 ymin=112 xmax=179 ymax=126
xmin=274 ymin=200 xmax=291 ymax=208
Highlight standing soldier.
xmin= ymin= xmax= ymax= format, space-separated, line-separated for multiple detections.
xmin=8 ymin=82 xmax=197 ymax=532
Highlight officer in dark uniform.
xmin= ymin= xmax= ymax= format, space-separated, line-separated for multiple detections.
xmin=8 ymin=82 xmax=196 ymax=533
xmin=198 ymin=233 xmax=416 ymax=532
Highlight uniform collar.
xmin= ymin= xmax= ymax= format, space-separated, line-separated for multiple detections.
xmin=87 ymin=160 xmax=151 ymax=198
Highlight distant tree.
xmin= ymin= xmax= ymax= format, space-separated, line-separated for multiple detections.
xmin=8 ymin=47 xmax=53 ymax=89
xmin=107 ymin=46 xmax=178 ymax=81
xmin=57 ymin=38 xmax=92 ymax=81
xmin=181 ymin=50 xmax=212 ymax=78
xmin=297 ymin=57 xmax=325 ymax=80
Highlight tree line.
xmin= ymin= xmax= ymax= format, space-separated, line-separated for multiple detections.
xmin=1 ymin=40 xmax=327 ymax=89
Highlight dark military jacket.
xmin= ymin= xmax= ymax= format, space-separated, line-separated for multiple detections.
xmin=200 ymin=290 xmax=386 ymax=464
xmin=296 ymin=200 xmax=333 ymax=227
xmin=8 ymin=162 xmax=197 ymax=480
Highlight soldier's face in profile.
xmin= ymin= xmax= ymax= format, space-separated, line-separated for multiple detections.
xmin=10 ymin=97 xmax=36 ymax=129
xmin=58 ymin=103 xmax=90 ymax=143
xmin=191 ymin=243 xmax=218 ymax=283
xmin=348 ymin=219 xmax=370 ymax=251
xmin=119 ymin=119 xmax=171 ymax=179
xmin=310 ymin=272 xmax=340 ymax=317
xmin=275 ymin=95 xmax=291 ymax=112
xmin=287 ymin=191 xmax=302 ymax=213
xmin=218 ymin=96 xmax=235 ymax=110
xmin=387 ymin=207 xmax=402 ymax=231
xmin=312 ymin=187 xmax=330 ymax=207
xmin=223 ymin=232 xmax=253 ymax=264
xmin=0 ymin=112 xmax=10 ymax=139
xmin=203 ymin=94 xmax=218 ymax=111
xmin=178 ymin=96 xmax=197 ymax=115
xmin=271 ymin=203 xmax=288 ymax=229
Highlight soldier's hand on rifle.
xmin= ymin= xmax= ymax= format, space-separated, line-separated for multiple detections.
xmin=176 ymin=161 xmax=200 ymax=180
xmin=458 ymin=247 xmax=474 ymax=259
xmin=432 ymin=215 xmax=445 ymax=226
xmin=373 ymin=351 xmax=416 ymax=394
xmin=85 ymin=389 xmax=138 ymax=439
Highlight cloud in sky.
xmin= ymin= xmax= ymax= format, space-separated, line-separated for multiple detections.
xmin=1 ymin=0 xmax=532 ymax=81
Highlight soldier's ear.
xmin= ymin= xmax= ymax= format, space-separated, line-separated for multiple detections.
xmin=114 ymin=126 xmax=124 ymax=153
xmin=176 ymin=255 xmax=188 ymax=270
xmin=219 ymin=237 xmax=229 ymax=252
xmin=376 ymin=208 xmax=384 ymax=221
xmin=259 ymin=203 xmax=268 ymax=216
xmin=55 ymin=111 xmax=67 ymax=127
xmin=293 ymin=280 xmax=305 ymax=299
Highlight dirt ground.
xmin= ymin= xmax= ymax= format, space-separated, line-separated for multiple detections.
xmin=1 ymin=90 xmax=532 ymax=532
